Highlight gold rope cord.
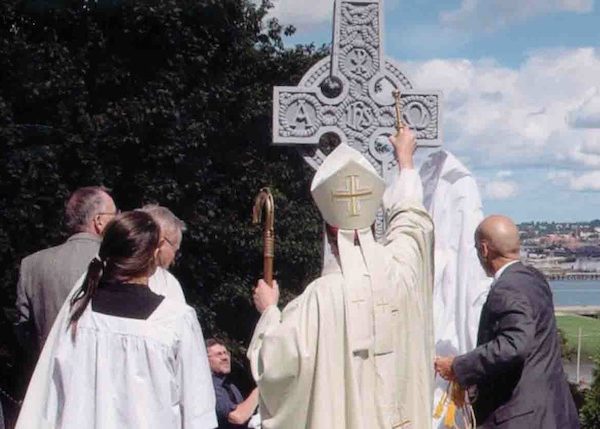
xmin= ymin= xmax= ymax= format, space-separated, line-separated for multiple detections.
xmin=433 ymin=381 xmax=476 ymax=429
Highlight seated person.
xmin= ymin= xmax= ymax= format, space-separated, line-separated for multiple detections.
xmin=207 ymin=338 xmax=259 ymax=429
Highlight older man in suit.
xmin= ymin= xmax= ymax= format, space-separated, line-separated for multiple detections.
xmin=435 ymin=215 xmax=579 ymax=428
xmin=15 ymin=186 xmax=117 ymax=353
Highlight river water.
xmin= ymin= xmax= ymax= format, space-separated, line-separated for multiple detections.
xmin=550 ymin=280 xmax=600 ymax=306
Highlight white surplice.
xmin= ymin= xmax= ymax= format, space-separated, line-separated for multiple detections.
xmin=45 ymin=299 xmax=215 ymax=429
xmin=248 ymin=169 xmax=434 ymax=429
xmin=148 ymin=266 xmax=187 ymax=303
xmin=16 ymin=268 xmax=216 ymax=429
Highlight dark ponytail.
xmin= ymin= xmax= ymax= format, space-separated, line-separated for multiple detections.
xmin=69 ymin=211 xmax=160 ymax=333
xmin=70 ymin=257 xmax=105 ymax=328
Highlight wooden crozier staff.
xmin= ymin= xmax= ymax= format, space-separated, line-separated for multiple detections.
xmin=252 ymin=188 xmax=275 ymax=287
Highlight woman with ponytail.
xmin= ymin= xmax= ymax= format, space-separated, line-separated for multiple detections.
xmin=37 ymin=211 xmax=217 ymax=429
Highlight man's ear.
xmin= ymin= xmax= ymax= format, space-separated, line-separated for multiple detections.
xmin=480 ymin=241 xmax=489 ymax=258
xmin=92 ymin=214 xmax=103 ymax=234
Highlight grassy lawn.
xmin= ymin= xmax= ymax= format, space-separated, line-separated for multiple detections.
xmin=556 ymin=314 xmax=600 ymax=362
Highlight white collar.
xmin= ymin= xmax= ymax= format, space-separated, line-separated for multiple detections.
xmin=494 ymin=260 xmax=519 ymax=281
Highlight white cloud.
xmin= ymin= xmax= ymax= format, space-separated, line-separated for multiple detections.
xmin=483 ymin=180 xmax=519 ymax=200
xmin=440 ymin=0 xmax=594 ymax=33
xmin=268 ymin=0 xmax=333 ymax=26
xmin=568 ymin=87 xmax=600 ymax=128
xmin=402 ymin=48 xmax=600 ymax=170
xmin=548 ymin=170 xmax=600 ymax=191
xmin=570 ymin=171 xmax=600 ymax=191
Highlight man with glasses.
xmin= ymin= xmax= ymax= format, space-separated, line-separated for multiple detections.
xmin=139 ymin=204 xmax=187 ymax=302
xmin=207 ymin=338 xmax=259 ymax=429
xmin=15 ymin=186 xmax=117 ymax=354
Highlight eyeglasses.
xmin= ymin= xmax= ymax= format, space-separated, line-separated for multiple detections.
xmin=162 ymin=236 xmax=182 ymax=261
xmin=163 ymin=237 xmax=179 ymax=251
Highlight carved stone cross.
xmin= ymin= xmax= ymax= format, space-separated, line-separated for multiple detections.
xmin=272 ymin=0 xmax=443 ymax=181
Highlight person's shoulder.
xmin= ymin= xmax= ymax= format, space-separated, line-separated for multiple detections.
xmin=490 ymin=263 xmax=542 ymax=304
xmin=21 ymin=241 xmax=67 ymax=268
xmin=155 ymin=267 xmax=179 ymax=283
xmin=287 ymin=273 xmax=344 ymax=310
xmin=149 ymin=267 xmax=186 ymax=302
xmin=28 ymin=235 xmax=99 ymax=262
xmin=497 ymin=262 xmax=544 ymax=286
xmin=309 ymin=272 xmax=345 ymax=294
xmin=154 ymin=297 xmax=195 ymax=320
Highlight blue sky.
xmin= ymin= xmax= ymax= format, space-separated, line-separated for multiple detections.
xmin=269 ymin=0 xmax=600 ymax=222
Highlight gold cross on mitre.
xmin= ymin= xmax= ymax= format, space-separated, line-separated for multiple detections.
xmin=331 ymin=175 xmax=373 ymax=217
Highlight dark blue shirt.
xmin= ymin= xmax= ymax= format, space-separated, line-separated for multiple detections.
xmin=212 ymin=373 xmax=246 ymax=429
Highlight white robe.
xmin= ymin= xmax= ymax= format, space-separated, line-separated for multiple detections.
xmin=16 ymin=268 xmax=216 ymax=429
xmin=248 ymin=170 xmax=434 ymax=429
xmin=418 ymin=150 xmax=491 ymax=427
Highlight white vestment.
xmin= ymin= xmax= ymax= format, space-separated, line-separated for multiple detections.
xmin=16 ymin=268 xmax=216 ymax=429
xmin=418 ymin=149 xmax=491 ymax=427
xmin=248 ymin=169 xmax=434 ymax=429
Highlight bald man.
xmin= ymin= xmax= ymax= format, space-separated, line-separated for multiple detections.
xmin=434 ymin=215 xmax=579 ymax=429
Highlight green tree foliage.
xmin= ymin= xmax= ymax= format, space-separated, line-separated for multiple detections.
xmin=558 ymin=328 xmax=576 ymax=361
xmin=0 ymin=0 xmax=328 ymax=399
xmin=580 ymin=355 xmax=600 ymax=429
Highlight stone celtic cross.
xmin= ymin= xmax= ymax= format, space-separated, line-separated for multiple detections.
xmin=273 ymin=0 xmax=443 ymax=181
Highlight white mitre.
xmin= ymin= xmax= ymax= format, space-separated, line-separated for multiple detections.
xmin=311 ymin=143 xmax=392 ymax=356
xmin=310 ymin=143 xmax=385 ymax=230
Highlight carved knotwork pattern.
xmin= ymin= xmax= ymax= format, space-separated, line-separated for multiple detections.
xmin=378 ymin=106 xmax=396 ymax=127
xmin=385 ymin=62 xmax=413 ymax=91
xmin=339 ymin=3 xmax=380 ymax=82
xmin=304 ymin=62 xmax=331 ymax=87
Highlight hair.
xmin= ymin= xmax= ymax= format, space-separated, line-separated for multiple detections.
xmin=138 ymin=204 xmax=186 ymax=239
xmin=65 ymin=186 xmax=111 ymax=234
xmin=206 ymin=338 xmax=226 ymax=350
xmin=69 ymin=211 xmax=161 ymax=329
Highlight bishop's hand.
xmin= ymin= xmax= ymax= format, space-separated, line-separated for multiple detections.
xmin=388 ymin=128 xmax=416 ymax=170
xmin=253 ymin=279 xmax=280 ymax=314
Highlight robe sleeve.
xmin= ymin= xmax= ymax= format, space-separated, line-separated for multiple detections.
xmin=383 ymin=168 xmax=434 ymax=283
xmin=176 ymin=309 xmax=217 ymax=429
xmin=247 ymin=292 xmax=320 ymax=427
xmin=247 ymin=304 xmax=282 ymax=383
xmin=382 ymin=168 xmax=435 ymax=429
xmin=453 ymin=286 xmax=535 ymax=387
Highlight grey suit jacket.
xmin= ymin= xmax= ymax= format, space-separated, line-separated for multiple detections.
xmin=453 ymin=262 xmax=579 ymax=429
xmin=15 ymin=233 xmax=101 ymax=350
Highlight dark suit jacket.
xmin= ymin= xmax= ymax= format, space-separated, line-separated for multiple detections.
xmin=453 ymin=262 xmax=579 ymax=428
